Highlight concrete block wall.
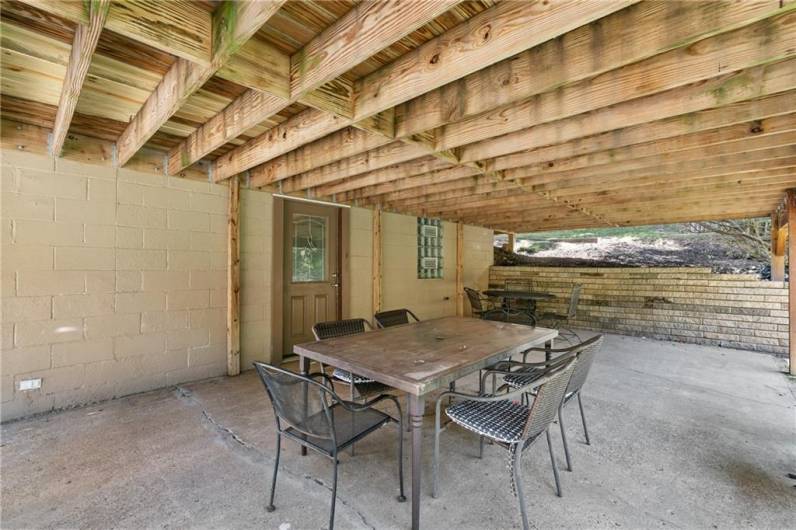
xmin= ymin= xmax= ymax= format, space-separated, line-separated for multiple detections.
xmin=490 ymin=266 xmax=789 ymax=354
xmin=348 ymin=207 xmax=494 ymax=321
xmin=0 ymin=150 xmax=273 ymax=422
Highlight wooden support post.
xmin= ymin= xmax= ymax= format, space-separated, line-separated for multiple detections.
xmin=227 ymin=176 xmax=241 ymax=376
xmin=788 ymin=189 xmax=795 ymax=376
xmin=771 ymin=213 xmax=786 ymax=282
xmin=508 ymin=232 xmax=516 ymax=252
xmin=456 ymin=222 xmax=464 ymax=316
xmin=372 ymin=209 xmax=382 ymax=315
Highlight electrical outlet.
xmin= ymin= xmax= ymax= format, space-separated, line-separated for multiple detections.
xmin=18 ymin=378 xmax=41 ymax=391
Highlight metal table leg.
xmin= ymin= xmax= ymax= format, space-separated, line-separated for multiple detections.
xmin=299 ymin=354 xmax=310 ymax=456
xmin=408 ymin=394 xmax=425 ymax=530
xmin=545 ymin=340 xmax=552 ymax=362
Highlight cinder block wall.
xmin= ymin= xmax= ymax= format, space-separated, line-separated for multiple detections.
xmin=347 ymin=207 xmax=494 ymax=321
xmin=0 ymin=150 xmax=274 ymax=421
xmin=490 ymin=266 xmax=789 ymax=355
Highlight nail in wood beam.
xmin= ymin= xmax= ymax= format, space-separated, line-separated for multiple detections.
xmin=227 ymin=177 xmax=241 ymax=376
xmin=50 ymin=0 xmax=110 ymax=156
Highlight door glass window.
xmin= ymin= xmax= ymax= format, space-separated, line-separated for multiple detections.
xmin=292 ymin=214 xmax=326 ymax=282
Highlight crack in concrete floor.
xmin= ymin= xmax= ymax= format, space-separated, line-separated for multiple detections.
xmin=173 ymin=385 xmax=377 ymax=530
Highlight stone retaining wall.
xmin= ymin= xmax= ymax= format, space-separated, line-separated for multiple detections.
xmin=490 ymin=266 xmax=789 ymax=355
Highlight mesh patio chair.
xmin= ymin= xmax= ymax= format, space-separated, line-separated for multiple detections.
xmin=432 ymin=355 xmax=578 ymax=530
xmin=374 ymin=308 xmax=420 ymax=328
xmin=504 ymin=278 xmax=535 ymax=315
xmin=537 ymin=284 xmax=583 ymax=344
xmin=486 ymin=335 xmax=604 ymax=472
xmin=464 ymin=287 xmax=496 ymax=319
xmin=312 ymin=318 xmax=390 ymax=401
xmin=253 ymin=362 xmax=404 ymax=530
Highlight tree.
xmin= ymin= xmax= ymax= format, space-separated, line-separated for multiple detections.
xmin=686 ymin=217 xmax=770 ymax=261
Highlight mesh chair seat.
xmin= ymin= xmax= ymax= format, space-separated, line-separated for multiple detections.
xmin=503 ymin=367 xmax=545 ymax=389
xmin=537 ymin=312 xmax=567 ymax=322
xmin=332 ymin=367 xmax=375 ymax=385
xmin=445 ymin=399 xmax=531 ymax=444
xmin=284 ymin=402 xmax=392 ymax=455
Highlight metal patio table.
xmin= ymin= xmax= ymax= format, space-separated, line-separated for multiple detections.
xmin=484 ymin=288 xmax=555 ymax=320
xmin=294 ymin=316 xmax=558 ymax=530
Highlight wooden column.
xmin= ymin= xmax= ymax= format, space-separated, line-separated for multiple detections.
xmin=788 ymin=190 xmax=795 ymax=376
xmin=227 ymin=176 xmax=241 ymax=376
xmin=771 ymin=213 xmax=786 ymax=282
xmin=508 ymin=232 xmax=516 ymax=252
xmin=456 ymin=222 xmax=464 ymax=316
xmin=372 ymin=209 xmax=382 ymax=314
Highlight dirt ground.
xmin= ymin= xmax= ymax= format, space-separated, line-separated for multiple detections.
xmin=495 ymin=236 xmax=770 ymax=276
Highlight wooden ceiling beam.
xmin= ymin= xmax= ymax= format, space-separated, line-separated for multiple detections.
xmin=341 ymin=124 xmax=796 ymax=206
xmin=250 ymin=0 xmax=781 ymax=186
xmin=275 ymin=140 xmax=429 ymax=192
xmin=461 ymin=59 xmax=796 ymax=165
xmin=518 ymin=145 xmax=796 ymax=194
xmin=453 ymin=193 xmax=788 ymax=227
xmin=313 ymin=156 xmax=456 ymax=198
xmin=168 ymin=0 xmax=458 ymax=177
xmin=441 ymin=8 xmax=796 ymax=154
xmin=403 ymin=168 xmax=795 ymax=221
xmin=19 ymin=0 xmax=214 ymax=65
xmin=49 ymin=0 xmax=110 ymax=156
xmin=459 ymin=172 xmax=796 ymax=219
xmin=115 ymin=0 xmax=285 ymax=167
xmin=224 ymin=0 xmax=636 ymax=183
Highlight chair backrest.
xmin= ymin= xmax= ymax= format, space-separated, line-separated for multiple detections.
xmin=464 ymin=287 xmax=484 ymax=313
xmin=567 ymin=334 xmax=603 ymax=395
xmin=506 ymin=278 xmax=533 ymax=292
xmin=567 ymin=284 xmax=582 ymax=318
xmin=253 ymin=362 xmax=336 ymax=439
xmin=519 ymin=356 xmax=577 ymax=442
xmin=374 ymin=308 xmax=420 ymax=328
xmin=312 ymin=318 xmax=372 ymax=340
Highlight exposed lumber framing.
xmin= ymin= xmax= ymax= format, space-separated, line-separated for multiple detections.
xmin=456 ymin=222 xmax=464 ymax=317
xmin=115 ymin=0 xmax=285 ymax=166
xmin=227 ymin=176 xmax=241 ymax=376
xmin=507 ymin=233 xmax=515 ymax=253
xmin=49 ymin=0 xmax=110 ymax=156
xmin=372 ymin=208 xmax=382 ymax=315
xmin=218 ymin=0 xmax=636 ymax=182
xmin=253 ymin=0 xmax=785 ymax=187
xmin=3 ymin=0 xmax=795 ymax=237
xmin=170 ymin=0 xmax=459 ymax=177
xmin=787 ymin=189 xmax=796 ymax=376
xmin=18 ymin=0 xmax=214 ymax=64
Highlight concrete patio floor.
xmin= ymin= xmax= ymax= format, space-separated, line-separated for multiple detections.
xmin=2 ymin=332 xmax=794 ymax=529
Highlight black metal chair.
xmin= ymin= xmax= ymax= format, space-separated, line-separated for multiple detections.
xmin=253 ymin=362 xmax=405 ymax=529
xmin=537 ymin=284 xmax=582 ymax=344
xmin=464 ymin=287 xmax=500 ymax=319
xmin=488 ymin=335 xmax=603 ymax=472
xmin=374 ymin=308 xmax=420 ymax=328
xmin=432 ymin=355 xmax=577 ymax=530
xmin=504 ymin=278 xmax=535 ymax=315
xmin=312 ymin=318 xmax=390 ymax=401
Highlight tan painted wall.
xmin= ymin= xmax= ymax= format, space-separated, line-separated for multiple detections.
xmin=346 ymin=207 xmax=493 ymax=322
xmin=0 ymin=151 xmax=492 ymax=421
xmin=0 ymin=150 xmax=276 ymax=421
xmin=490 ymin=266 xmax=789 ymax=354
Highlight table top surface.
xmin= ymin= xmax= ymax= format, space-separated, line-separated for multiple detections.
xmin=294 ymin=316 xmax=557 ymax=396
xmin=483 ymin=289 xmax=556 ymax=300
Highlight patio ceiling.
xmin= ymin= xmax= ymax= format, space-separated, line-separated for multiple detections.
xmin=1 ymin=0 xmax=795 ymax=232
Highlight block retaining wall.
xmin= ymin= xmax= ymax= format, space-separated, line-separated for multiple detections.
xmin=490 ymin=266 xmax=789 ymax=355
